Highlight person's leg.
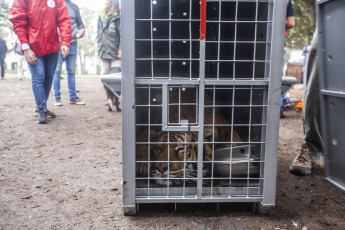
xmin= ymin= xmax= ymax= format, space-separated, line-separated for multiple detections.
xmin=101 ymin=59 xmax=112 ymax=75
xmin=303 ymin=31 xmax=323 ymax=161
xmin=290 ymin=29 xmax=322 ymax=175
xmin=109 ymin=60 xmax=122 ymax=111
xmin=28 ymin=56 xmax=47 ymax=111
xmin=17 ymin=55 xmax=24 ymax=80
xmin=52 ymin=51 xmax=63 ymax=100
xmin=66 ymin=44 xmax=77 ymax=99
xmin=101 ymin=59 xmax=113 ymax=103
xmin=0 ymin=57 xmax=4 ymax=79
xmin=44 ymin=52 xmax=59 ymax=103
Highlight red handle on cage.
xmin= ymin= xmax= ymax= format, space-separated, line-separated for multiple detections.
xmin=200 ymin=0 xmax=206 ymax=40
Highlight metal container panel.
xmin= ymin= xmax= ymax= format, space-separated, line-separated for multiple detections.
xmin=318 ymin=0 xmax=345 ymax=192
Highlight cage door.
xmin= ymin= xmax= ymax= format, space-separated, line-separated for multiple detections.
xmin=162 ymin=84 xmax=200 ymax=132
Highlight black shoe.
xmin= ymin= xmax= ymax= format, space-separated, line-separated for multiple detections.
xmin=116 ymin=105 xmax=121 ymax=112
xmin=69 ymin=97 xmax=86 ymax=105
xmin=36 ymin=110 xmax=48 ymax=124
xmin=35 ymin=108 xmax=56 ymax=118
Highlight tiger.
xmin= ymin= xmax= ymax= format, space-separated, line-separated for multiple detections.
xmin=135 ymin=92 xmax=242 ymax=186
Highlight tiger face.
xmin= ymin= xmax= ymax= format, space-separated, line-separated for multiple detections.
xmin=150 ymin=132 xmax=199 ymax=186
xmin=136 ymin=126 xmax=242 ymax=186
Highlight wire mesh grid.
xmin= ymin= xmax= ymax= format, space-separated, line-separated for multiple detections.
xmin=134 ymin=0 xmax=273 ymax=80
xmin=131 ymin=0 xmax=275 ymax=201
xmin=134 ymin=85 xmax=268 ymax=199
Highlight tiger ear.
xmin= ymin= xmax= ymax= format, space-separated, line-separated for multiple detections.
xmin=150 ymin=129 xmax=161 ymax=139
xmin=204 ymin=127 xmax=218 ymax=141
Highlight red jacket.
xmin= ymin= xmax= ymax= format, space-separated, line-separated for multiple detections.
xmin=9 ymin=0 xmax=71 ymax=57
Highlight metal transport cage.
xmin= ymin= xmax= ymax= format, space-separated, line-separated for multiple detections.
xmin=121 ymin=0 xmax=287 ymax=215
xmin=317 ymin=0 xmax=345 ymax=192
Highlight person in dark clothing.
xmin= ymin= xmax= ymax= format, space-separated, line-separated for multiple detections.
xmin=286 ymin=0 xmax=295 ymax=35
xmin=97 ymin=0 xmax=121 ymax=112
xmin=53 ymin=0 xmax=86 ymax=106
xmin=289 ymin=28 xmax=323 ymax=176
xmin=280 ymin=0 xmax=295 ymax=118
xmin=0 ymin=37 xmax=8 ymax=80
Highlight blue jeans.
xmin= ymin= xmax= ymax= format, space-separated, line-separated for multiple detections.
xmin=28 ymin=52 xmax=59 ymax=110
xmin=53 ymin=44 xmax=77 ymax=99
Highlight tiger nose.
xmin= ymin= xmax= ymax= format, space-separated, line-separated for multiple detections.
xmin=155 ymin=163 xmax=168 ymax=173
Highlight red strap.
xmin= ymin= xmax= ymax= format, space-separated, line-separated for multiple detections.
xmin=200 ymin=0 xmax=206 ymax=40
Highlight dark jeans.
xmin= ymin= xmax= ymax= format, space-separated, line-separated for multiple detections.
xmin=0 ymin=57 xmax=4 ymax=78
xmin=28 ymin=52 xmax=59 ymax=110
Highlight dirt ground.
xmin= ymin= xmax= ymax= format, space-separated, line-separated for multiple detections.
xmin=0 ymin=76 xmax=344 ymax=230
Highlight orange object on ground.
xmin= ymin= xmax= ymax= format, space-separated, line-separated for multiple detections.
xmin=297 ymin=100 xmax=303 ymax=109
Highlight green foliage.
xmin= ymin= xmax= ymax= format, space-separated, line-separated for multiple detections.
xmin=285 ymin=0 xmax=316 ymax=49
xmin=0 ymin=0 xmax=12 ymax=38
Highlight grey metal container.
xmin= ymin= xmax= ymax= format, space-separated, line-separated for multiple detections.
xmin=121 ymin=0 xmax=287 ymax=215
xmin=317 ymin=0 xmax=345 ymax=192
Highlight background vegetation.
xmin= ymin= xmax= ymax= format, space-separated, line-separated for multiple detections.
xmin=0 ymin=0 xmax=11 ymax=38
xmin=285 ymin=0 xmax=316 ymax=49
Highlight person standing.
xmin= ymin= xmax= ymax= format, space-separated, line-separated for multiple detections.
xmin=280 ymin=0 xmax=295 ymax=118
xmin=14 ymin=37 xmax=31 ymax=80
xmin=53 ymin=0 xmax=86 ymax=106
xmin=97 ymin=0 xmax=121 ymax=112
xmin=0 ymin=37 xmax=7 ymax=80
xmin=289 ymin=28 xmax=323 ymax=176
xmin=9 ymin=0 xmax=71 ymax=124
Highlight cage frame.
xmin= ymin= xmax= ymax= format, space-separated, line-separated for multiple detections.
xmin=121 ymin=0 xmax=287 ymax=215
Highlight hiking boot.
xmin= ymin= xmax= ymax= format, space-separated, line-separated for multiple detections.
xmin=69 ymin=97 xmax=85 ymax=105
xmin=54 ymin=98 xmax=63 ymax=106
xmin=35 ymin=108 xmax=56 ymax=118
xmin=36 ymin=110 xmax=48 ymax=124
xmin=289 ymin=145 xmax=312 ymax=176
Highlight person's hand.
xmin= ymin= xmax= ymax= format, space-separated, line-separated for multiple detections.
xmin=76 ymin=28 xmax=85 ymax=39
xmin=24 ymin=49 xmax=37 ymax=65
xmin=118 ymin=50 xmax=122 ymax=60
xmin=61 ymin=46 xmax=69 ymax=59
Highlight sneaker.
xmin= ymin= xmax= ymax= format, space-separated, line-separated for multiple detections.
xmin=35 ymin=108 xmax=56 ymax=118
xmin=54 ymin=98 xmax=63 ymax=106
xmin=18 ymin=77 xmax=23 ymax=80
xmin=36 ymin=110 xmax=48 ymax=124
xmin=289 ymin=145 xmax=312 ymax=176
xmin=69 ymin=97 xmax=85 ymax=105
